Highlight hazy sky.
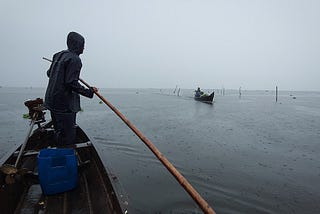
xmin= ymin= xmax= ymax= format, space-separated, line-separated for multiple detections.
xmin=0 ymin=0 xmax=319 ymax=90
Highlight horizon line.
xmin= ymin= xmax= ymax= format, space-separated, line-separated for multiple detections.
xmin=1 ymin=86 xmax=320 ymax=92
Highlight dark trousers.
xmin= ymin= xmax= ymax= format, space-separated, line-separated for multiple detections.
xmin=50 ymin=111 xmax=77 ymax=145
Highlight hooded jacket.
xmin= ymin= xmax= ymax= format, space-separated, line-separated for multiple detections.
xmin=44 ymin=32 xmax=94 ymax=112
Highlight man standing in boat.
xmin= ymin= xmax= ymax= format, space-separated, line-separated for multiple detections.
xmin=195 ymin=87 xmax=204 ymax=97
xmin=44 ymin=31 xmax=98 ymax=146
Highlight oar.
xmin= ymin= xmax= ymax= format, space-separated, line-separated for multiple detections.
xmin=15 ymin=112 xmax=37 ymax=167
xmin=80 ymin=78 xmax=216 ymax=214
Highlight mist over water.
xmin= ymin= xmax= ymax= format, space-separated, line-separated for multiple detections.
xmin=1 ymin=87 xmax=319 ymax=213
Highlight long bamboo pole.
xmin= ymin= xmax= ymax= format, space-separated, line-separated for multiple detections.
xmin=79 ymin=78 xmax=216 ymax=214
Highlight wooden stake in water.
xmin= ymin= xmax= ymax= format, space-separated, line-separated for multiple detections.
xmin=276 ymin=86 xmax=278 ymax=102
xmin=173 ymin=85 xmax=178 ymax=94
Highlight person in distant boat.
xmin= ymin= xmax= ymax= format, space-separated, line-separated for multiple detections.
xmin=195 ymin=87 xmax=201 ymax=97
xmin=44 ymin=31 xmax=98 ymax=146
xmin=195 ymin=87 xmax=205 ymax=97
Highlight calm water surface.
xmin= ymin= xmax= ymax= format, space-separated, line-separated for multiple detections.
xmin=0 ymin=87 xmax=319 ymax=213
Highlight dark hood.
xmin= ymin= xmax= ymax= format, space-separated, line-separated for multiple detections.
xmin=67 ymin=32 xmax=85 ymax=55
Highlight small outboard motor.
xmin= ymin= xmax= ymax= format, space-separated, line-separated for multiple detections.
xmin=24 ymin=98 xmax=46 ymax=126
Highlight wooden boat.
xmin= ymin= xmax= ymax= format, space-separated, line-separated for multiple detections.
xmin=0 ymin=99 xmax=127 ymax=214
xmin=194 ymin=92 xmax=214 ymax=103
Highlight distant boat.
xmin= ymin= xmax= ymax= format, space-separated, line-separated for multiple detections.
xmin=194 ymin=91 xmax=214 ymax=103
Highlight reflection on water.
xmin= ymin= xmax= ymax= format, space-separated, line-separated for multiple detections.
xmin=1 ymin=87 xmax=320 ymax=213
